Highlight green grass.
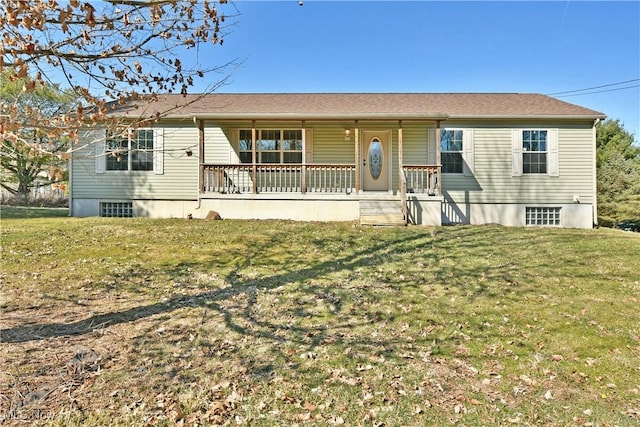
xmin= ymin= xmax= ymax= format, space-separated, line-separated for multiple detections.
xmin=1 ymin=218 xmax=639 ymax=426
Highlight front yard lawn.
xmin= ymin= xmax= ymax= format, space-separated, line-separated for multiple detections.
xmin=1 ymin=218 xmax=639 ymax=425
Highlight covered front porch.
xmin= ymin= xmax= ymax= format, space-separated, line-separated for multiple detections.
xmin=195 ymin=119 xmax=444 ymax=225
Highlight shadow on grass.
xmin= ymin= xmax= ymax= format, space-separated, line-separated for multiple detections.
xmin=0 ymin=230 xmax=425 ymax=342
xmin=0 ymin=225 xmax=535 ymax=357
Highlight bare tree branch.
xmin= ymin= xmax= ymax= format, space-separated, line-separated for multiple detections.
xmin=0 ymin=0 xmax=238 ymax=153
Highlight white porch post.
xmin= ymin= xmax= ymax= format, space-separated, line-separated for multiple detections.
xmin=398 ymin=120 xmax=404 ymax=184
xmin=399 ymin=120 xmax=407 ymax=222
xmin=301 ymin=120 xmax=306 ymax=194
xmin=251 ymin=120 xmax=257 ymax=194
xmin=354 ymin=120 xmax=360 ymax=194
xmin=436 ymin=120 xmax=442 ymax=196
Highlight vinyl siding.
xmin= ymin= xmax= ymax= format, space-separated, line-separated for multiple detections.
xmin=443 ymin=122 xmax=595 ymax=204
xmin=205 ymin=126 xmax=234 ymax=163
xmin=72 ymin=123 xmax=199 ymax=200
xmin=72 ymin=120 xmax=595 ymax=205
xmin=312 ymin=124 xmax=356 ymax=164
xmin=401 ymin=126 xmax=429 ymax=165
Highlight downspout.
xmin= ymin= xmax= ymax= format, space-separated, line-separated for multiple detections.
xmin=592 ymin=118 xmax=601 ymax=227
xmin=193 ymin=117 xmax=203 ymax=211
xmin=68 ymin=149 xmax=73 ymax=217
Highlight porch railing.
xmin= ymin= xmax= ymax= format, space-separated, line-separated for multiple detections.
xmin=305 ymin=164 xmax=355 ymax=193
xmin=202 ymin=164 xmax=356 ymax=194
xmin=402 ymin=165 xmax=440 ymax=195
xmin=201 ymin=163 xmax=440 ymax=195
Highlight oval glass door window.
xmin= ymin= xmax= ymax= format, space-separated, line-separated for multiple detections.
xmin=368 ymin=138 xmax=383 ymax=180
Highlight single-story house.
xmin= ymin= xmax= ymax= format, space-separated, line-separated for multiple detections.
xmin=70 ymin=93 xmax=606 ymax=227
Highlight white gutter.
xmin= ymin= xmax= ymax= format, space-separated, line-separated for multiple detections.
xmin=193 ymin=116 xmax=202 ymax=212
xmin=446 ymin=114 xmax=607 ymax=120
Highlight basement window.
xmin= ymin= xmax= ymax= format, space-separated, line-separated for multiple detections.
xmin=100 ymin=202 xmax=133 ymax=218
xmin=526 ymin=207 xmax=561 ymax=226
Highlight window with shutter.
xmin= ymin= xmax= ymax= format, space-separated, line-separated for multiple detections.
xmin=439 ymin=128 xmax=474 ymax=175
xmin=512 ymin=129 xmax=559 ymax=177
xmin=101 ymin=128 xmax=160 ymax=173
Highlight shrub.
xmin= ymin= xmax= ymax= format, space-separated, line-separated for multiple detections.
xmin=0 ymin=192 xmax=68 ymax=208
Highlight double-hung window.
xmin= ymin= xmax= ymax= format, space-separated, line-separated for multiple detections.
xmin=96 ymin=128 xmax=163 ymax=175
xmin=282 ymin=130 xmax=303 ymax=163
xmin=238 ymin=129 xmax=303 ymax=164
xmin=522 ymin=130 xmax=547 ymax=174
xmin=105 ymin=129 xmax=154 ymax=171
xmin=105 ymin=132 xmax=129 ymax=171
xmin=512 ymin=129 xmax=558 ymax=177
xmin=260 ymin=129 xmax=280 ymax=163
xmin=238 ymin=130 xmax=253 ymax=163
xmin=440 ymin=129 xmax=464 ymax=174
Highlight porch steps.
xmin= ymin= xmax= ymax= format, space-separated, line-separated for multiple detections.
xmin=359 ymin=199 xmax=406 ymax=226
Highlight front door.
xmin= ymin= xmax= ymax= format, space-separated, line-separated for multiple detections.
xmin=362 ymin=130 xmax=391 ymax=191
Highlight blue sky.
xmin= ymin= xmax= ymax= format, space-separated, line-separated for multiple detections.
xmin=198 ymin=1 xmax=640 ymax=140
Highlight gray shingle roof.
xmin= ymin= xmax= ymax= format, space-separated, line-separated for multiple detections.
xmin=109 ymin=93 xmax=605 ymax=120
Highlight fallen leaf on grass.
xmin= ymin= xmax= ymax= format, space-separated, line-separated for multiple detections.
xmin=625 ymin=407 xmax=639 ymax=419
xmin=226 ymin=390 xmax=242 ymax=406
xmin=454 ymin=404 xmax=466 ymax=414
xmin=328 ymin=416 xmax=345 ymax=425
xmin=519 ymin=375 xmax=535 ymax=386
xmin=327 ymin=368 xmax=361 ymax=387
xmin=296 ymin=411 xmax=312 ymax=421
xmin=454 ymin=345 xmax=470 ymax=356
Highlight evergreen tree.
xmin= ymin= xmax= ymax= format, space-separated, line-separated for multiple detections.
xmin=596 ymin=119 xmax=640 ymax=229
